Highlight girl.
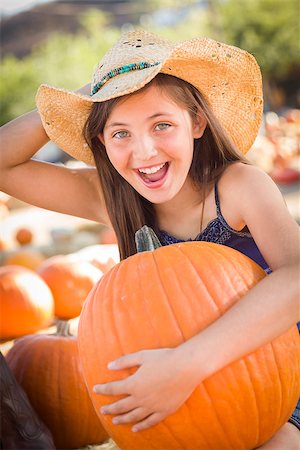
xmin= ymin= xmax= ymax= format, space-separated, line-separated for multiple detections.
xmin=0 ymin=30 xmax=299 ymax=448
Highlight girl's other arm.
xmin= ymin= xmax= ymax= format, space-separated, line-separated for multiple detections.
xmin=179 ymin=163 xmax=300 ymax=379
xmin=0 ymin=109 xmax=108 ymax=224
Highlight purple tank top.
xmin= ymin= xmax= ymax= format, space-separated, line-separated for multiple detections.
xmin=159 ymin=183 xmax=271 ymax=275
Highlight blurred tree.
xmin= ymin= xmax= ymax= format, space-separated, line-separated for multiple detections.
xmin=208 ymin=0 xmax=300 ymax=108
xmin=212 ymin=0 xmax=299 ymax=78
xmin=0 ymin=56 xmax=38 ymax=125
xmin=0 ymin=10 xmax=119 ymax=126
xmin=2 ymin=1 xmax=299 ymax=125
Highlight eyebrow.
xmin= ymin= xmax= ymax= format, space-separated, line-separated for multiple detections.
xmin=106 ymin=112 xmax=173 ymax=129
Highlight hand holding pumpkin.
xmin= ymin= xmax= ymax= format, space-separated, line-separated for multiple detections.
xmin=93 ymin=346 xmax=201 ymax=432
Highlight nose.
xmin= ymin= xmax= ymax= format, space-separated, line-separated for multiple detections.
xmin=133 ymin=137 xmax=158 ymax=161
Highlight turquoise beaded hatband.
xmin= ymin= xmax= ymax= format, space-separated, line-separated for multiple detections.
xmin=91 ymin=61 xmax=161 ymax=96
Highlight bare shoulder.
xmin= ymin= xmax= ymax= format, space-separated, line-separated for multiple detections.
xmin=221 ymin=161 xmax=274 ymax=187
xmin=220 ymin=162 xmax=285 ymax=206
xmin=220 ymin=162 xmax=299 ymax=270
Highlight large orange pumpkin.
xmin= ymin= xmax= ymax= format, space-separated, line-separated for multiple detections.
xmin=5 ymin=321 xmax=109 ymax=449
xmin=78 ymin=240 xmax=300 ymax=450
xmin=38 ymin=256 xmax=103 ymax=319
xmin=0 ymin=266 xmax=54 ymax=339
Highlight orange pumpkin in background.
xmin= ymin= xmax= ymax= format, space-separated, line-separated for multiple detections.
xmin=38 ymin=255 xmax=103 ymax=319
xmin=5 ymin=321 xmax=109 ymax=449
xmin=0 ymin=266 xmax=54 ymax=339
xmin=15 ymin=227 xmax=33 ymax=245
xmin=3 ymin=248 xmax=45 ymax=270
xmin=0 ymin=237 xmax=9 ymax=252
xmin=78 ymin=240 xmax=300 ymax=450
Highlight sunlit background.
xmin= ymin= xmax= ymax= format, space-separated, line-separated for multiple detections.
xmin=1 ymin=0 xmax=299 ymax=257
xmin=0 ymin=5 xmax=299 ymax=449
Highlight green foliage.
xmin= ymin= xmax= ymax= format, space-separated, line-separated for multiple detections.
xmin=1 ymin=1 xmax=299 ymax=125
xmin=211 ymin=0 xmax=300 ymax=78
xmin=0 ymin=56 xmax=38 ymax=125
xmin=0 ymin=10 xmax=120 ymax=125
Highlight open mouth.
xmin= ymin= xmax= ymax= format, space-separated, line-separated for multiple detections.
xmin=136 ymin=162 xmax=169 ymax=187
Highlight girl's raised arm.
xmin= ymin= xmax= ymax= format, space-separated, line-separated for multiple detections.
xmin=0 ymin=108 xmax=108 ymax=224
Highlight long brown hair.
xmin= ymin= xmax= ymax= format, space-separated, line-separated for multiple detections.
xmin=83 ymin=74 xmax=248 ymax=260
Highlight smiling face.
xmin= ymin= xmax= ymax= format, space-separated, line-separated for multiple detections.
xmin=100 ymin=84 xmax=206 ymax=206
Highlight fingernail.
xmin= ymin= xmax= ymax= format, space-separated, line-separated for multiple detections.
xmin=107 ymin=361 xmax=116 ymax=369
xmin=112 ymin=418 xmax=119 ymax=424
xmin=132 ymin=427 xmax=138 ymax=432
xmin=100 ymin=407 xmax=106 ymax=414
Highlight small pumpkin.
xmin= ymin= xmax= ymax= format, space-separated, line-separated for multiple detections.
xmin=0 ymin=265 xmax=54 ymax=339
xmin=38 ymin=255 xmax=103 ymax=319
xmin=3 ymin=248 xmax=45 ymax=270
xmin=5 ymin=321 xmax=109 ymax=450
xmin=15 ymin=227 xmax=33 ymax=245
xmin=78 ymin=227 xmax=300 ymax=450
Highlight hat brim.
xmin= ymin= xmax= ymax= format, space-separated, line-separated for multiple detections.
xmin=36 ymin=37 xmax=262 ymax=165
xmin=36 ymin=63 xmax=164 ymax=166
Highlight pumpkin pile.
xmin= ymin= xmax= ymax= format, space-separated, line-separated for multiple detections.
xmin=5 ymin=321 xmax=108 ymax=449
xmin=78 ymin=237 xmax=300 ymax=450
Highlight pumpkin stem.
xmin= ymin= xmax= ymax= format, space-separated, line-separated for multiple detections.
xmin=135 ymin=225 xmax=162 ymax=253
xmin=55 ymin=320 xmax=73 ymax=337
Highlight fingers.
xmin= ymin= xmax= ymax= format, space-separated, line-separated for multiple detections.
xmin=108 ymin=351 xmax=145 ymax=370
xmin=132 ymin=412 xmax=164 ymax=432
xmin=112 ymin=407 xmax=148 ymax=426
xmin=100 ymin=396 xmax=134 ymax=416
xmin=94 ymin=377 xmax=132 ymax=396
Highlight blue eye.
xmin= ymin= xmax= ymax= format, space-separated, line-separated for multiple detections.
xmin=155 ymin=123 xmax=170 ymax=131
xmin=113 ymin=130 xmax=129 ymax=139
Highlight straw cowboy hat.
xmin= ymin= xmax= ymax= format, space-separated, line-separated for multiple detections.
xmin=36 ymin=29 xmax=263 ymax=166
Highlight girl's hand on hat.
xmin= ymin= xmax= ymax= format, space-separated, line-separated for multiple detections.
xmin=93 ymin=346 xmax=201 ymax=432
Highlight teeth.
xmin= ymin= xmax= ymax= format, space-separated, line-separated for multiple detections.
xmin=138 ymin=163 xmax=166 ymax=174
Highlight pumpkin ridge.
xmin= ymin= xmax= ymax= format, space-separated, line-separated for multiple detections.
xmin=135 ymin=252 xmax=164 ymax=350
xmin=243 ymin=356 xmax=264 ymax=444
xmin=200 ymin=379 xmax=236 ymax=448
xmin=199 ymin=243 xmax=251 ymax=312
xmin=267 ymin=343 xmax=285 ymax=431
xmin=180 ymin=242 xmax=222 ymax=314
xmin=186 ymin=383 xmax=232 ymax=448
xmin=178 ymin=244 xmax=224 ymax=318
xmin=236 ymin=361 xmax=260 ymax=448
xmin=112 ymin=260 xmax=133 ymax=360
xmin=161 ymin=247 xmax=200 ymax=341
xmin=153 ymin=247 xmax=186 ymax=343
xmin=179 ymin=400 xmax=212 ymax=449
xmin=195 ymin=242 xmax=265 ymax=305
xmin=159 ymin=244 xmax=218 ymax=340
xmin=154 ymin=245 xmax=235 ymax=448
xmin=268 ymin=341 xmax=287 ymax=427
xmin=202 ymin=245 xmax=244 ymax=311
xmin=102 ymin=265 xmax=122 ymax=378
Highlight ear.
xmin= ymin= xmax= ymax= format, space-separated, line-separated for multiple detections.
xmin=97 ymin=133 xmax=105 ymax=146
xmin=192 ymin=113 xmax=207 ymax=139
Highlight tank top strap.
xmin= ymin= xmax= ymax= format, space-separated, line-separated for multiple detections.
xmin=214 ymin=182 xmax=252 ymax=238
xmin=214 ymin=182 xmax=222 ymax=217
